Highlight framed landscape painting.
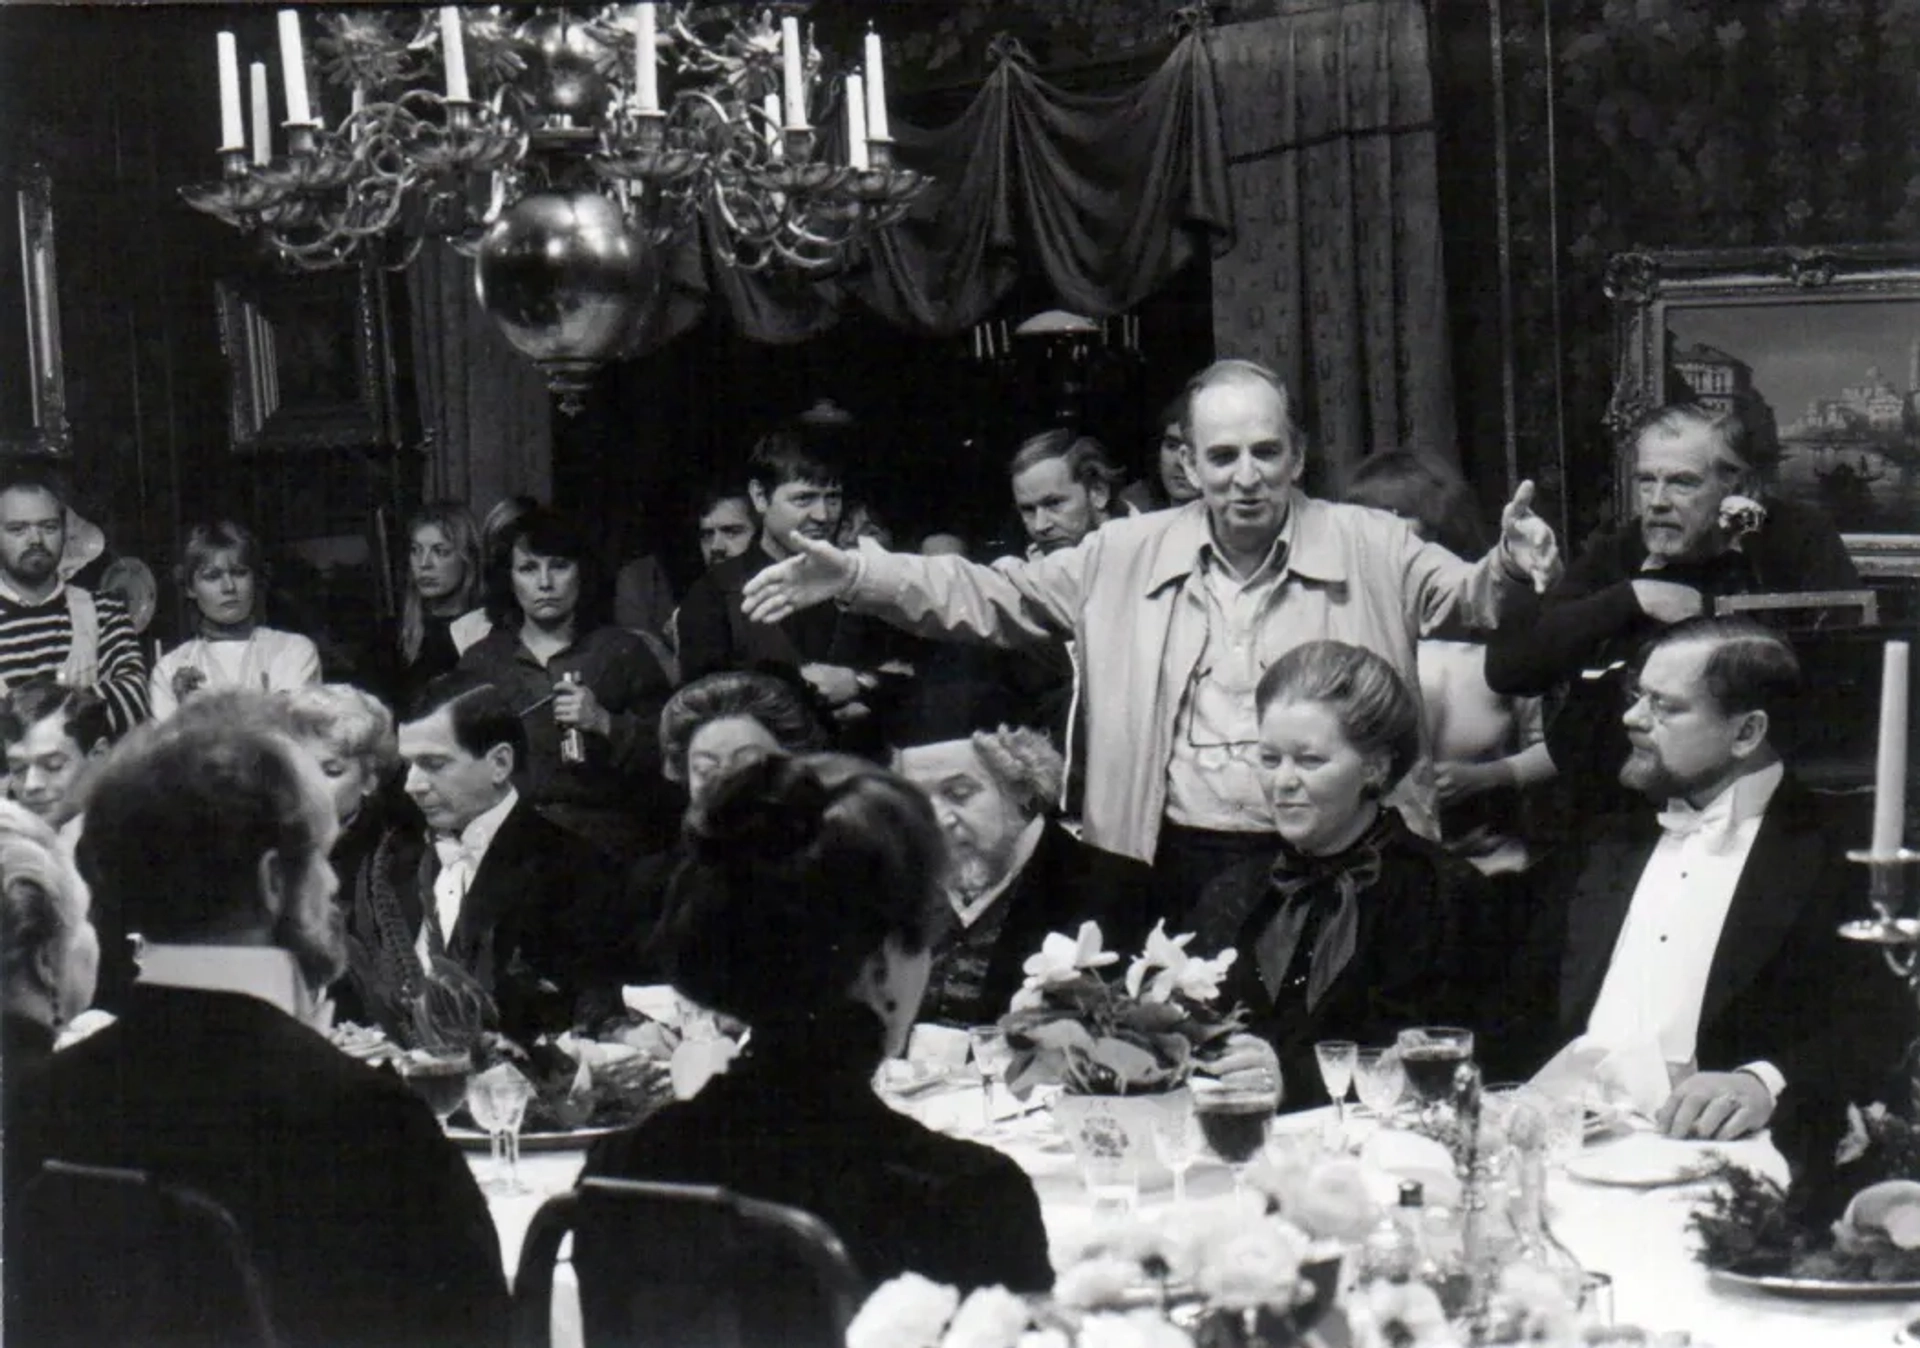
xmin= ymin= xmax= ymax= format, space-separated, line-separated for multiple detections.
xmin=1606 ymin=244 xmax=1920 ymax=577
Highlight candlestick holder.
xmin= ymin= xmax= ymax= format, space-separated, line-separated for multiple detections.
xmin=1841 ymin=848 xmax=1920 ymax=978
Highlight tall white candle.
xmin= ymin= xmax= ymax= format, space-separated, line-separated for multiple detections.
xmin=216 ymin=33 xmax=245 ymax=151
xmin=635 ymin=4 xmax=659 ymax=113
xmin=440 ymin=6 xmax=470 ymax=102
xmin=1874 ymin=640 xmax=1911 ymax=853
xmin=249 ymin=63 xmax=272 ymax=165
xmin=864 ymin=27 xmax=889 ymax=142
xmin=277 ymin=10 xmax=312 ymax=124
xmin=762 ymin=92 xmax=783 ymax=156
xmin=845 ymin=73 xmax=869 ymax=170
xmin=780 ymin=16 xmax=807 ymax=130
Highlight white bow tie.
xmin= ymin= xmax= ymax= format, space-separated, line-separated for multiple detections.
xmin=432 ymin=834 xmax=475 ymax=871
xmin=1655 ymin=799 xmax=1741 ymax=855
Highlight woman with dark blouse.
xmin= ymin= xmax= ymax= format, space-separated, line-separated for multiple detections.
xmin=0 ymin=800 xmax=98 ymax=1087
xmin=393 ymin=504 xmax=482 ymax=713
xmin=1188 ymin=640 xmax=1493 ymax=1105
xmin=457 ymin=507 xmax=673 ymax=860
xmin=583 ymin=753 xmax=1053 ymax=1302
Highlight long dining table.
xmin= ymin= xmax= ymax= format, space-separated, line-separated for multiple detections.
xmin=474 ymin=1082 xmax=1920 ymax=1348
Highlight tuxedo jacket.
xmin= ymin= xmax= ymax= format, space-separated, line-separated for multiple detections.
xmin=920 ymin=819 xmax=1154 ymax=1027
xmin=341 ymin=799 xmax=620 ymax=1041
xmin=4 ymin=986 xmax=507 ymax=1348
xmin=1499 ymin=779 xmax=1906 ymax=1119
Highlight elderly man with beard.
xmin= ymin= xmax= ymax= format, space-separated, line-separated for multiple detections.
xmin=1499 ymin=618 xmax=1902 ymax=1159
xmin=4 ymin=699 xmax=507 ymax=1348
xmin=892 ymin=692 xmax=1153 ymax=1026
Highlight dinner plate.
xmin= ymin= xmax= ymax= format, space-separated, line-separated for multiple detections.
xmin=1564 ymin=1133 xmax=1724 ymax=1188
xmin=1709 ymin=1269 xmax=1920 ymax=1301
xmin=447 ymin=1124 xmax=625 ymax=1154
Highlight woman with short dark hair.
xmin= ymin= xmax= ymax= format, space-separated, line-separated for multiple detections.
xmin=148 ymin=521 xmax=321 ymax=721
xmin=456 ymin=506 xmax=672 ymax=859
xmin=583 ymin=753 xmax=1052 ymax=1300
xmin=1187 ymin=640 xmax=1490 ymax=1101
xmin=0 ymin=800 xmax=97 ymax=1083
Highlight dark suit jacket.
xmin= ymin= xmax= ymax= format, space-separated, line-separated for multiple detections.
xmin=1496 ymin=779 xmax=1906 ymax=1140
xmin=582 ymin=1038 xmax=1053 ymax=1296
xmin=677 ymin=547 xmax=891 ymax=685
xmin=340 ymin=798 xmax=621 ymax=1041
xmin=922 ymin=819 xmax=1153 ymax=1027
xmin=4 ymin=986 xmax=507 ymax=1348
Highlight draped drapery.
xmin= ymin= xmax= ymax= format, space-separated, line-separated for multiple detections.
xmin=627 ymin=28 xmax=1233 ymax=351
xmin=1208 ymin=2 xmax=1454 ymax=492
xmin=407 ymin=242 xmax=553 ymax=515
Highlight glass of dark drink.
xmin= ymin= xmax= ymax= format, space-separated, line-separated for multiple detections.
xmin=1193 ymin=1078 xmax=1280 ymax=1202
xmin=1396 ymin=1027 xmax=1475 ymax=1134
xmin=397 ymin=1048 xmax=475 ymax=1129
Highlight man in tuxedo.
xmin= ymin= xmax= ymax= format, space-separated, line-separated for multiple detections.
xmin=1509 ymin=617 xmax=1902 ymax=1146
xmin=377 ymin=677 xmax=618 ymax=1039
xmin=5 ymin=702 xmax=506 ymax=1348
xmin=891 ymin=687 xmax=1153 ymax=1025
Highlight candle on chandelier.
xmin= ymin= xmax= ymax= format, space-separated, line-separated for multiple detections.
xmin=845 ymin=73 xmax=869 ymax=170
xmin=441 ymin=6 xmax=470 ymax=103
xmin=1874 ymin=640 xmax=1911 ymax=853
xmin=277 ymin=10 xmax=312 ymax=125
xmin=780 ymin=16 xmax=808 ymax=130
xmin=635 ymin=4 xmax=660 ymax=113
xmin=216 ymin=32 xmax=245 ymax=152
xmin=249 ymin=63 xmax=271 ymax=165
xmin=864 ymin=26 xmax=890 ymax=142
xmin=762 ymin=92 xmax=783 ymax=156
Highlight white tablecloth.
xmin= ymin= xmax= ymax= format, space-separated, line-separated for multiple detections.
xmin=476 ymin=1090 xmax=1920 ymax=1347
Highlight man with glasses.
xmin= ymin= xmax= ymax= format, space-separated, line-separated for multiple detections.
xmin=1498 ymin=618 xmax=1900 ymax=1163
xmin=1486 ymin=401 xmax=1857 ymax=823
xmin=744 ymin=359 xmax=1560 ymax=923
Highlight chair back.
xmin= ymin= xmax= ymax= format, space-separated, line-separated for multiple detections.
xmin=511 ymin=1177 xmax=868 ymax=1348
xmin=5 ymin=1158 xmax=281 ymax=1348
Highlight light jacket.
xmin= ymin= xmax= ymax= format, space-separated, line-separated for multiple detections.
xmin=847 ymin=493 xmax=1528 ymax=862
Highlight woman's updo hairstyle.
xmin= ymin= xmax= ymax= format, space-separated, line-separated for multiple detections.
xmin=0 ymin=800 xmax=87 ymax=1007
xmin=661 ymin=753 xmax=944 ymax=1038
xmin=1254 ymin=640 xmax=1423 ymax=793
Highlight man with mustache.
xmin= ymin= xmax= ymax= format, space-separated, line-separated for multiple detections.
xmin=678 ymin=430 xmax=904 ymax=732
xmin=744 ymin=360 xmax=1561 ymax=924
xmin=1500 ymin=619 xmax=1901 ymax=1160
xmin=0 ymin=469 xmax=149 ymax=735
xmin=1485 ymin=402 xmax=1857 ymax=824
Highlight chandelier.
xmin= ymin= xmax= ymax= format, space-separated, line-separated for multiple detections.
xmin=181 ymin=5 xmax=928 ymax=409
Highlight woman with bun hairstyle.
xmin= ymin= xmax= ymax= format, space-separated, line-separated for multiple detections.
xmin=581 ymin=753 xmax=1052 ymax=1300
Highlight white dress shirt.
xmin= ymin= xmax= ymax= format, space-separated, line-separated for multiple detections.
xmin=421 ymin=787 xmax=519 ymax=961
xmin=1584 ymin=761 xmax=1786 ymax=1097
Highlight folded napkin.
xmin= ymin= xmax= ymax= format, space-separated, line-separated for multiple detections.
xmin=1531 ymin=1035 xmax=1670 ymax=1119
xmin=670 ymin=1033 xmax=740 ymax=1100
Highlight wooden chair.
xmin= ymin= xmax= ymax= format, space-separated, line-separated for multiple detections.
xmin=5 ymin=1158 xmax=282 ymax=1348
xmin=510 ymin=1177 xmax=868 ymax=1348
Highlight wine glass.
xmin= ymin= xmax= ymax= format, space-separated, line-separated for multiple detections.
xmin=1352 ymin=1046 xmax=1405 ymax=1123
xmin=1149 ymin=1093 xmax=1203 ymax=1204
xmin=467 ymin=1068 xmax=535 ymax=1195
xmin=396 ymin=1048 xmax=473 ymax=1131
xmin=1314 ymin=1039 xmax=1357 ymax=1133
xmin=969 ymin=1026 xmax=1015 ymax=1134
xmin=1193 ymin=1076 xmax=1280 ymax=1203
xmin=1396 ymin=1026 xmax=1475 ymax=1131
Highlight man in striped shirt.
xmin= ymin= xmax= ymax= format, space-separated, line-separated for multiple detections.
xmin=0 ymin=473 xmax=148 ymax=735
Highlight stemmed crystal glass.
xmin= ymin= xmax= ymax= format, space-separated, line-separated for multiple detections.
xmin=969 ymin=1026 xmax=1015 ymax=1134
xmin=1352 ymin=1046 xmax=1406 ymax=1124
xmin=466 ymin=1069 xmax=535 ymax=1195
xmin=1314 ymin=1040 xmax=1358 ymax=1133
xmin=1396 ymin=1026 xmax=1475 ymax=1133
xmin=1149 ymin=1093 xmax=1203 ymax=1204
xmin=396 ymin=1048 xmax=473 ymax=1132
xmin=1193 ymin=1075 xmax=1280 ymax=1203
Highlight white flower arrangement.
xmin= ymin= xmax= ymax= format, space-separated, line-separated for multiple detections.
xmin=1716 ymin=493 xmax=1767 ymax=541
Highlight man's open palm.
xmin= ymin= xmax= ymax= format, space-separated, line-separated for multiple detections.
xmin=740 ymin=535 xmax=857 ymax=625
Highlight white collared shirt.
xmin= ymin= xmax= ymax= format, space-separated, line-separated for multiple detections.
xmin=1585 ymin=762 xmax=1786 ymax=1094
xmin=948 ymin=815 xmax=1046 ymax=929
xmin=424 ymin=787 xmax=519 ymax=956
xmin=137 ymin=942 xmax=330 ymax=1029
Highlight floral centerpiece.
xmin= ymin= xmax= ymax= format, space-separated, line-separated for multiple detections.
xmin=999 ymin=921 xmax=1241 ymax=1099
xmin=1716 ymin=493 xmax=1768 ymax=542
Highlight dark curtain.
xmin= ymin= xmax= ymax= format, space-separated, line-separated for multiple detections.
xmin=629 ymin=29 xmax=1233 ymax=349
xmin=1208 ymin=1 xmax=1454 ymax=492
xmin=408 ymin=242 xmax=554 ymax=515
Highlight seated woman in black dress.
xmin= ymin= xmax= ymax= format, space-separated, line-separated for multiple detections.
xmin=583 ymin=753 xmax=1053 ymax=1295
xmin=1187 ymin=640 xmax=1491 ymax=1106
xmin=0 ymin=800 xmax=98 ymax=1086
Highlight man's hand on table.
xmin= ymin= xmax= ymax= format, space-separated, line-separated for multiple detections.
xmin=1657 ymin=1069 xmax=1774 ymax=1140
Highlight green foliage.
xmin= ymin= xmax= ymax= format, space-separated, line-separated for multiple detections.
xmin=1000 ymin=967 xmax=1241 ymax=1098
xmin=407 ymin=956 xmax=497 ymax=1054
